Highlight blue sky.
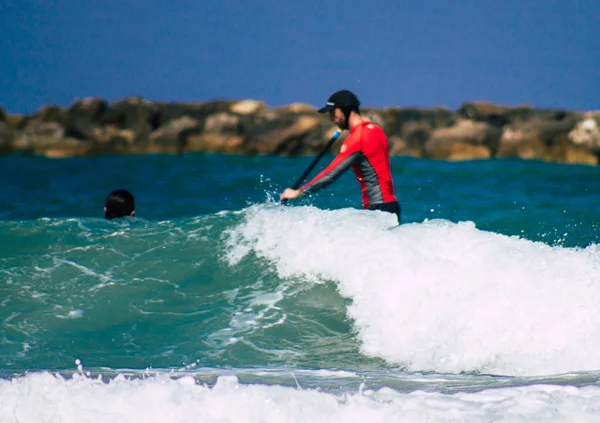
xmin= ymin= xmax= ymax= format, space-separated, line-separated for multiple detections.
xmin=1 ymin=0 xmax=598 ymax=114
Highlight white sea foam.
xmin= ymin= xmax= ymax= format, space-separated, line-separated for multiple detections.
xmin=2 ymin=372 xmax=600 ymax=423
xmin=55 ymin=309 xmax=85 ymax=319
xmin=226 ymin=204 xmax=600 ymax=376
xmin=205 ymin=281 xmax=289 ymax=349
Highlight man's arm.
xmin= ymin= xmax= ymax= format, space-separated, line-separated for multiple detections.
xmin=280 ymin=135 xmax=360 ymax=202
xmin=299 ymin=150 xmax=360 ymax=195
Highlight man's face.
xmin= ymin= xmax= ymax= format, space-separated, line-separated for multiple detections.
xmin=329 ymin=108 xmax=348 ymax=130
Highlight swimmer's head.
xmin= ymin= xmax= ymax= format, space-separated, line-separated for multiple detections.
xmin=104 ymin=189 xmax=135 ymax=219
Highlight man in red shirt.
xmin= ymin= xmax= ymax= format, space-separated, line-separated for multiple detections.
xmin=280 ymin=90 xmax=400 ymax=223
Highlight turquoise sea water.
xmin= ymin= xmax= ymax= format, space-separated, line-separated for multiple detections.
xmin=1 ymin=152 xmax=600 ymax=422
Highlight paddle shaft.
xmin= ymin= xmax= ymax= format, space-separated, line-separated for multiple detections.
xmin=291 ymin=130 xmax=341 ymax=190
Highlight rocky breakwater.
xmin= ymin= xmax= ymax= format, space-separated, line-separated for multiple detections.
xmin=1 ymin=97 xmax=599 ymax=165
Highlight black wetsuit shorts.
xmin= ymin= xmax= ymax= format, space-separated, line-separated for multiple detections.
xmin=368 ymin=201 xmax=401 ymax=224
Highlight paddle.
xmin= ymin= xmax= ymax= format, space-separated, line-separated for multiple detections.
xmin=281 ymin=130 xmax=341 ymax=204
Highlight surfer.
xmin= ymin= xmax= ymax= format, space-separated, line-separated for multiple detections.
xmin=104 ymin=189 xmax=135 ymax=219
xmin=280 ymin=90 xmax=400 ymax=223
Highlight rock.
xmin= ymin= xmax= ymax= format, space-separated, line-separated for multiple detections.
xmin=388 ymin=135 xmax=423 ymax=157
xmin=275 ymin=115 xmax=322 ymax=154
xmin=236 ymin=106 xmax=323 ymax=155
xmin=274 ymin=103 xmax=316 ymax=113
xmin=0 ymin=98 xmax=598 ymax=164
xmin=100 ymin=96 xmax=157 ymax=142
xmin=16 ymin=105 xmax=68 ymax=137
xmin=547 ymin=137 xmax=598 ymax=165
xmin=379 ymin=107 xmax=456 ymax=140
xmin=426 ymin=119 xmax=501 ymax=160
xmin=394 ymin=120 xmax=429 ymax=156
xmin=65 ymin=98 xmax=108 ymax=139
xmin=154 ymin=100 xmax=233 ymax=127
xmin=459 ymin=102 xmax=518 ymax=126
xmin=496 ymin=127 xmax=549 ymax=159
xmin=563 ymin=146 xmax=598 ymax=165
xmin=362 ymin=112 xmax=384 ymax=128
xmin=459 ymin=101 xmax=512 ymax=120
xmin=185 ymin=133 xmax=245 ymax=153
xmin=6 ymin=114 xmax=26 ymax=130
xmin=426 ymin=140 xmax=492 ymax=161
xmin=424 ymin=119 xmax=499 ymax=161
xmin=203 ymin=112 xmax=241 ymax=133
xmin=13 ymin=122 xmax=65 ymax=150
xmin=496 ymin=116 xmax=579 ymax=161
xmin=247 ymin=115 xmax=322 ymax=155
xmin=90 ymin=125 xmax=136 ymax=154
xmin=458 ymin=102 xmax=548 ymax=127
xmin=39 ymin=141 xmax=89 ymax=158
xmin=149 ymin=116 xmax=201 ymax=153
xmin=13 ymin=122 xmax=87 ymax=156
xmin=0 ymin=122 xmax=13 ymax=153
xmin=568 ymin=114 xmax=600 ymax=151
xmin=230 ymin=100 xmax=267 ymax=115
xmin=34 ymin=105 xmax=67 ymax=125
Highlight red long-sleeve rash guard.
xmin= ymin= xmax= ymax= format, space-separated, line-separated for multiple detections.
xmin=300 ymin=121 xmax=397 ymax=208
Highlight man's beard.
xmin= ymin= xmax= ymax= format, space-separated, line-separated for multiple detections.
xmin=338 ymin=116 xmax=349 ymax=130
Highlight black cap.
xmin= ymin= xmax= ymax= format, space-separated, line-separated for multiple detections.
xmin=318 ymin=90 xmax=360 ymax=113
